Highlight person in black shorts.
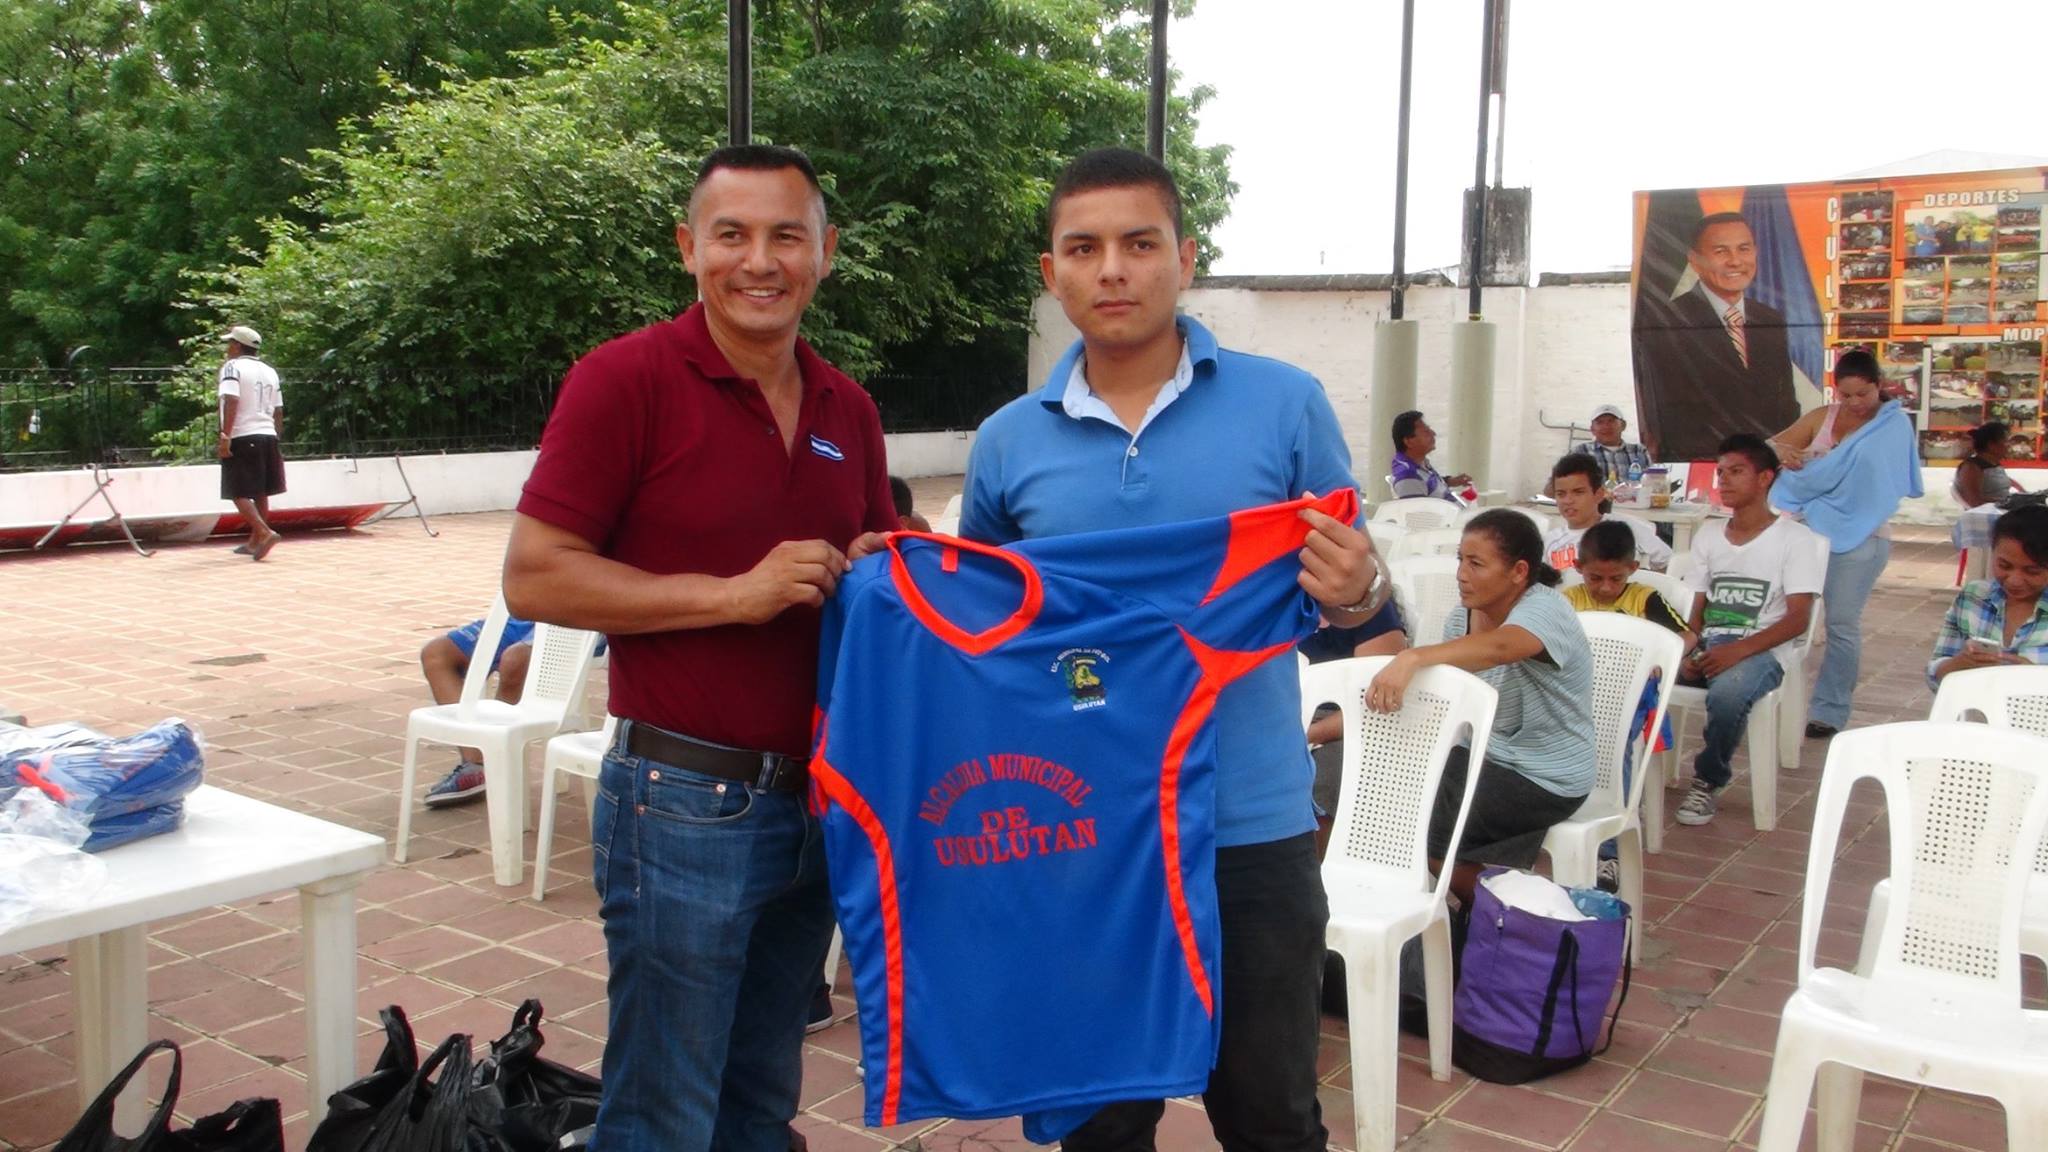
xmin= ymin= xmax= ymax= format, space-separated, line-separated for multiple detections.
xmin=216 ymin=326 xmax=286 ymax=559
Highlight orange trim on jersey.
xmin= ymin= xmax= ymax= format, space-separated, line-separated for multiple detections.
xmin=1157 ymin=628 xmax=1314 ymax=1018
xmin=887 ymin=531 xmax=1043 ymax=656
xmin=806 ymin=707 xmax=828 ymax=816
xmin=810 ymin=747 xmax=908 ymax=1127
xmin=1200 ymin=489 xmax=1360 ymax=606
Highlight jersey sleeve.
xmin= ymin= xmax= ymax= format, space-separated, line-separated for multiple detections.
xmin=814 ymin=559 xmax=881 ymax=749
xmin=217 ymin=362 xmax=239 ymax=398
xmin=1642 ymin=590 xmax=1690 ymax=635
xmin=1178 ymin=489 xmax=1362 ymax=656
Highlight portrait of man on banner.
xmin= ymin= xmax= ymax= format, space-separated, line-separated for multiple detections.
xmin=1632 ymin=193 xmax=1819 ymax=461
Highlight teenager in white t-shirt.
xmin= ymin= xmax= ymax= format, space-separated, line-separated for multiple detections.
xmin=1673 ymin=434 xmax=1823 ymax=827
xmin=1544 ymin=453 xmax=1671 ymax=572
xmin=215 ymin=326 xmax=287 ymax=559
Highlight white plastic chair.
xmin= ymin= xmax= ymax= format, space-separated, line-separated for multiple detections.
xmin=1301 ymin=657 xmax=1498 ymax=1152
xmin=1756 ymin=721 xmax=2048 ymax=1152
xmin=1854 ymin=664 xmax=2048 ymax=974
xmin=1459 ymin=503 xmax=1554 ymax=539
xmin=1652 ymin=569 xmax=1822 ymax=834
xmin=1540 ymin=614 xmax=1680 ymax=962
xmin=1932 ymin=664 xmax=2048 ymax=733
xmin=1364 ymin=520 xmax=1409 ymax=556
xmin=1388 ymin=557 xmax=1462 ymax=647
xmin=933 ymin=493 xmax=962 ymax=536
xmin=1372 ymin=497 xmax=1462 ymax=531
xmin=396 ymin=594 xmax=602 ymax=887
xmin=1617 ymin=573 xmax=1696 ymax=855
xmin=532 ymin=715 xmax=618 ymax=901
xmin=1767 ymin=538 xmax=1833 ymax=768
xmin=1389 ymin=526 xmax=1462 ymax=561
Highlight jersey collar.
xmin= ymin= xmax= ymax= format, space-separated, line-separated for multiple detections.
xmin=885 ymin=533 xmax=1042 ymax=656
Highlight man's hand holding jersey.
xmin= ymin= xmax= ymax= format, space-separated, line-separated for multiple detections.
xmin=1296 ymin=493 xmax=1385 ymax=623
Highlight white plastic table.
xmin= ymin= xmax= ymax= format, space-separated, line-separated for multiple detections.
xmin=1627 ymin=501 xmax=1716 ymax=556
xmin=0 ymin=785 xmax=384 ymax=1123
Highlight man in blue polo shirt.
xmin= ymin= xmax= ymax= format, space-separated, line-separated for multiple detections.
xmin=961 ymin=148 xmax=1384 ymax=1152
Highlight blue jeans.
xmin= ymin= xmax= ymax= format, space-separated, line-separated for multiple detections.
xmin=1687 ymin=636 xmax=1785 ymax=790
xmin=590 ymin=723 xmax=834 ymax=1152
xmin=1809 ymin=534 xmax=1891 ymax=729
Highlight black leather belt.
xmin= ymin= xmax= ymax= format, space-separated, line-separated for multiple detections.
xmin=623 ymin=721 xmax=809 ymax=793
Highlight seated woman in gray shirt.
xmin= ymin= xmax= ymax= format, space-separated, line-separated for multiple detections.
xmin=1363 ymin=508 xmax=1596 ymax=903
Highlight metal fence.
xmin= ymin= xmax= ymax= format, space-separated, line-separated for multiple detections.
xmin=0 ymin=365 xmax=1021 ymax=472
xmin=863 ymin=372 xmax=1021 ymax=435
xmin=0 ymin=369 xmax=180 ymax=472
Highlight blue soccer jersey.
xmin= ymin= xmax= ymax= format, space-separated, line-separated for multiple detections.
xmin=810 ymin=489 xmax=1358 ymax=1131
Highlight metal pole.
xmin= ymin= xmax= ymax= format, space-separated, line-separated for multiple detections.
xmin=727 ymin=0 xmax=751 ymax=145
xmin=1146 ymin=0 xmax=1168 ymax=160
xmin=1390 ymin=0 xmax=1415 ymax=320
xmin=1491 ymin=0 xmax=1510 ymax=187
xmin=1465 ymin=0 xmax=1498 ymax=319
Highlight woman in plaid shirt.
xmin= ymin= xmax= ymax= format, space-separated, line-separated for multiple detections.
xmin=1927 ymin=504 xmax=2048 ymax=688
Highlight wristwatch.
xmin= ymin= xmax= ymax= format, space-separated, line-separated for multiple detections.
xmin=1337 ymin=564 xmax=1390 ymax=615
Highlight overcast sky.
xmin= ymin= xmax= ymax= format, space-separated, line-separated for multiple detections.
xmin=1169 ymin=0 xmax=2048 ymax=276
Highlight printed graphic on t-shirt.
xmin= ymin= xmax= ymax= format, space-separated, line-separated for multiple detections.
xmin=1702 ymin=576 xmax=1771 ymax=635
xmin=1549 ymin=545 xmax=1579 ymax=571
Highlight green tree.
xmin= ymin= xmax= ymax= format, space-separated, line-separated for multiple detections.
xmin=162 ymin=0 xmax=1234 ymax=455
xmin=0 ymin=0 xmax=622 ymax=367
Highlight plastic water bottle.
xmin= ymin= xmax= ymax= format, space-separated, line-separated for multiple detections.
xmin=1626 ymin=462 xmax=1645 ymax=508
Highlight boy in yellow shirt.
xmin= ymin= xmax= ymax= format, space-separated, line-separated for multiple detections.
xmin=1563 ymin=521 xmax=1696 ymax=887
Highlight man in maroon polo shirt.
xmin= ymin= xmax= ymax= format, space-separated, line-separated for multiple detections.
xmin=504 ymin=144 xmax=896 ymax=1152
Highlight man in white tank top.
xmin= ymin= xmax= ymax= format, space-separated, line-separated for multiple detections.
xmin=216 ymin=326 xmax=286 ymax=559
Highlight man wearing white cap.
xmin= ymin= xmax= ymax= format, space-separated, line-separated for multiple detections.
xmin=218 ymin=325 xmax=285 ymax=560
xmin=1574 ymin=403 xmax=1653 ymax=487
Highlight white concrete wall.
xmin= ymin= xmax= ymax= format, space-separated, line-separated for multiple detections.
xmin=1028 ymin=281 xmax=2045 ymax=504
xmin=1030 ymin=285 xmax=1555 ymax=497
xmin=1 ymin=432 xmax=974 ymax=527
xmin=880 ymin=431 xmax=976 ymax=480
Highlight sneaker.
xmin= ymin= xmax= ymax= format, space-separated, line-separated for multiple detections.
xmin=1597 ymin=858 xmax=1621 ymax=892
xmin=1804 ymin=722 xmax=1839 ymax=740
xmin=805 ymin=984 xmax=835 ymax=1034
xmin=1674 ymin=780 xmax=1723 ymax=826
xmin=424 ymin=762 xmax=486 ymax=808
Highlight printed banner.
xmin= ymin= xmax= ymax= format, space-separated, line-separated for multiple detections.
xmin=1630 ymin=168 xmax=2048 ymax=465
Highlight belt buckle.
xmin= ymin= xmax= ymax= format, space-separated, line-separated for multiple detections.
xmin=758 ymin=754 xmax=800 ymax=792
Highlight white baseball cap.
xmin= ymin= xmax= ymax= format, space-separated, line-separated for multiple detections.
xmin=224 ymin=325 xmax=262 ymax=349
xmin=1590 ymin=403 xmax=1625 ymax=424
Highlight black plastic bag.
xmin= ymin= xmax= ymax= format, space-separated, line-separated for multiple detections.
xmin=54 ymin=1039 xmax=284 ymax=1152
xmin=307 ymin=1008 xmax=420 ymax=1152
xmin=473 ymin=1000 xmax=601 ymax=1152
xmin=360 ymin=1033 xmax=481 ymax=1152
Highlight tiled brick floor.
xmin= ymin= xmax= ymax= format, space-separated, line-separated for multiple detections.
xmin=0 ymin=486 xmax=2025 ymax=1150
